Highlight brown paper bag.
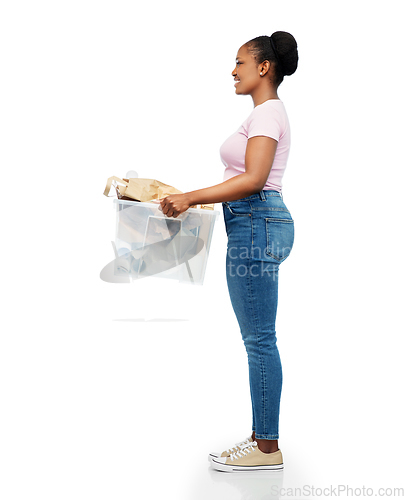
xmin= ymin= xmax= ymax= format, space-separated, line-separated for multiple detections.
xmin=103 ymin=176 xmax=183 ymax=202
xmin=103 ymin=176 xmax=214 ymax=210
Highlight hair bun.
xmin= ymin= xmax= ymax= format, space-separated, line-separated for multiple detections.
xmin=271 ymin=31 xmax=298 ymax=76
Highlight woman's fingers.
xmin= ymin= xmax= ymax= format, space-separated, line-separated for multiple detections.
xmin=160 ymin=197 xmax=175 ymax=217
xmin=159 ymin=195 xmax=183 ymax=218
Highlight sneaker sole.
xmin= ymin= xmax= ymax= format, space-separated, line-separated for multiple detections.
xmin=211 ymin=459 xmax=284 ymax=472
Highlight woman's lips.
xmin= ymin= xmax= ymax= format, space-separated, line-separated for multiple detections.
xmin=234 ymin=80 xmax=240 ymax=87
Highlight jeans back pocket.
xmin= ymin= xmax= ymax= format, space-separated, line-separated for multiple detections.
xmin=265 ymin=217 xmax=294 ymax=262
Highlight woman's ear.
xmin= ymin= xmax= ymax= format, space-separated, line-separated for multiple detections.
xmin=259 ymin=60 xmax=270 ymax=76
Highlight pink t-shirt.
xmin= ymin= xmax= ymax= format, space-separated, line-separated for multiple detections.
xmin=220 ymin=99 xmax=290 ymax=193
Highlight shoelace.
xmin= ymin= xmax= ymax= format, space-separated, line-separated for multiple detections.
xmin=225 ymin=436 xmax=252 ymax=454
xmin=229 ymin=441 xmax=258 ymax=461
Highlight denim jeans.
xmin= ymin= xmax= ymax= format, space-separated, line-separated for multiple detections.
xmin=223 ymin=190 xmax=294 ymax=440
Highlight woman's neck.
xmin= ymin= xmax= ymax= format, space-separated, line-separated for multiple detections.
xmin=251 ymin=88 xmax=279 ymax=107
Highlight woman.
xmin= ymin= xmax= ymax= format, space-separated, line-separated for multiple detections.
xmin=160 ymin=32 xmax=298 ymax=472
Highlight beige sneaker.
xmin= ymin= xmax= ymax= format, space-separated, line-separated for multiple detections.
xmin=208 ymin=436 xmax=253 ymax=461
xmin=210 ymin=441 xmax=284 ymax=472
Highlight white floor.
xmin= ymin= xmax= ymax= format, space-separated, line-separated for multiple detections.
xmin=2 ymin=252 xmax=404 ymax=499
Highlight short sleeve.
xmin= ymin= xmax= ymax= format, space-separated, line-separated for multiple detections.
xmin=246 ymin=103 xmax=281 ymax=142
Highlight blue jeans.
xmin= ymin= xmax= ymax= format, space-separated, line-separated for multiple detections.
xmin=223 ymin=190 xmax=294 ymax=440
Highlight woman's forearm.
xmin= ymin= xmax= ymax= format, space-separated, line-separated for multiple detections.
xmin=186 ymin=173 xmax=262 ymax=206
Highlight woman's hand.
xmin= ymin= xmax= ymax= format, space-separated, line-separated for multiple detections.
xmin=159 ymin=193 xmax=192 ymax=218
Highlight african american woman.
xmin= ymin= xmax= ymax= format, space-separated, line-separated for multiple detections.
xmin=160 ymin=31 xmax=299 ymax=472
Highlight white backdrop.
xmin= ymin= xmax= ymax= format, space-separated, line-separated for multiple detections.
xmin=1 ymin=1 xmax=404 ymax=499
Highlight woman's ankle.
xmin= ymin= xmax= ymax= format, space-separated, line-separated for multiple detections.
xmin=255 ymin=438 xmax=279 ymax=454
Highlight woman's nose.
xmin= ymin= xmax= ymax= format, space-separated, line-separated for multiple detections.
xmin=232 ymin=66 xmax=237 ymax=76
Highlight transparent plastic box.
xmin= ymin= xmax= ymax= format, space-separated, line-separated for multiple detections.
xmin=113 ymin=199 xmax=219 ymax=284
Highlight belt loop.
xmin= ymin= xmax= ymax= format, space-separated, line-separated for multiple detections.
xmin=259 ymin=190 xmax=266 ymax=201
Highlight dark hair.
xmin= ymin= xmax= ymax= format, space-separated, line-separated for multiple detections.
xmin=246 ymin=31 xmax=298 ymax=85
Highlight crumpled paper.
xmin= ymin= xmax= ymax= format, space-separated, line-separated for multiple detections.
xmin=103 ymin=175 xmax=214 ymax=210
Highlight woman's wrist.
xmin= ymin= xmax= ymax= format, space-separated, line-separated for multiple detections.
xmin=185 ymin=191 xmax=199 ymax=207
